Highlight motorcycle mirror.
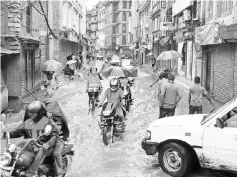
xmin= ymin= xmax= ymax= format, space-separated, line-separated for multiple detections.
xmin=44 ymin=125 xmax=53 ymax=136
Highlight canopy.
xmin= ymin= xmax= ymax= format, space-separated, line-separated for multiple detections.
xmin=195 ymin=23 xmax=221 ymax=45
xmin=0 ymin=48 xmax=19 ymax=56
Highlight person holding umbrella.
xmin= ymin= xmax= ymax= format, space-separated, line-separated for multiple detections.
xmin=41 ymin=60 xmax=63 ymax=96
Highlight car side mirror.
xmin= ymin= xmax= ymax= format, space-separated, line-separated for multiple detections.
xmin=216 ymin=118 xmax=224 ymax=129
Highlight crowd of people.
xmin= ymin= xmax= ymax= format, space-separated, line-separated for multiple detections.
xmin=151 ymin=69 xmax=215 ymax=118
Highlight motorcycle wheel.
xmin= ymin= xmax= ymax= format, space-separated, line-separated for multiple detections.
xmin=103 ymin=125 xmax=114 ymax=146
xmin=126 ymin=100 xmax=130 ymax=112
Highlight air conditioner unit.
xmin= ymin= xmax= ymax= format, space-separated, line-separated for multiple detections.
xmin=160 ymin=22 xmax=176 ymax=31
xmin=183 ymin=9 xmax=191 ymax=21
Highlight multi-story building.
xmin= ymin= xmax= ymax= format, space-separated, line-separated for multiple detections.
xmin=137 ymin=0 xmax=152 ymax=64
xmin=86 ymin=1 xmax=106 ymax=55
xmin=103 ymin=0 xmax=132 ymax=57
xmin=0 ymin=0 xmax=87 ymax=111
xmin=47 ymin=0 xmax=86 ymax=65
xmin=1 ymin=0 xmax=41 ymax=111
xmin=195 ymin=0 xmax=237 ymax=102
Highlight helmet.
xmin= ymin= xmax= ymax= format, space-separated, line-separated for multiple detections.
xmin=110 ymin=78 xmax=119 ymax=91
xmin=28 ymin=101 xmax=46 ymax=114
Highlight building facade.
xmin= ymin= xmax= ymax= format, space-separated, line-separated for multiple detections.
xmin=48 ymin=0 xmax=86 ymax=65
xmin=0 ymin=0 xmax=87 ymax=111
xmin=103 ymin=0 xmax=132 ymax=57
xmin=136 ymin=0 xmax=152 ymax=65
xmin=1 ymin=0 xmax=41 ymax=110
xmin=195 ymin=0 xmax=237 ymax=102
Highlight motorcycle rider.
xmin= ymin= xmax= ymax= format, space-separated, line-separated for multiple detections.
xmin=86 ymin=67 xmax=102 ymax=106
xmin=99 ymin=78 xmax=125 ymax=122
xmin=45 ymin=100 xmax=70 ymax=177
xmin=3 ymin=101 xmax=59 ymax=177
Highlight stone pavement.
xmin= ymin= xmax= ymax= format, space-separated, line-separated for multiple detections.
xmin=141 ymin=64 xmax=222 ymax=114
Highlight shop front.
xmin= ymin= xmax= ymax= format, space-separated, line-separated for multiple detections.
xmin=219 ymin=24 xmax=237 ymax=98
xmin=195 ymin=23 xmax=237 ymax=102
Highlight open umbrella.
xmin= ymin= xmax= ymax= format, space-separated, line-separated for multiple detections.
xmin=66 ymin=60 xmax=77 ymax=65
xmin=42 ymin=60 xmax=63 ymax=73
xmin=100 ymin=66 xmax=132 ymax=78
xmin=156 ymin=50 xmax=183 ymax=61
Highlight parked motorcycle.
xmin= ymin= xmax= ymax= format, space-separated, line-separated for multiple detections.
xmin=0 ymin=121 xmax=74 ymax=177
xmin=98 ymin=102 xmax=126 ymax=146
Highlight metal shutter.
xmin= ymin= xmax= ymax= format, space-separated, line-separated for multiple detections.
xmin=213 ymin=44 xmax=231 ymax=102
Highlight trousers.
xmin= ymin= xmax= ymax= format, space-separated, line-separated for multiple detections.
xmin=26 ymin=139 xmax=64 ymax=176
xmin=52 ymin=139 xmax=64 ymax=175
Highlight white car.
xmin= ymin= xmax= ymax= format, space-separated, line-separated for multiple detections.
xmin=142 ymin=97 xmax=237 ymax=177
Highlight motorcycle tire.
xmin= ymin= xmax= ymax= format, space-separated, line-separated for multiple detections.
xmin=126 ymin=100 xmax=130 ymax=112
xmin=103 ymin=125 xmax=114 ymax=146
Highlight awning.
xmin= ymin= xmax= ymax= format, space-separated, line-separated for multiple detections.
xmin=195 ymin=23 xmax=221 ymax=45
xmin=160 ymin=36 xmax=170 ymax=46
xmin=0 ymin=47 xmax=20 ymax=56
xmin=219 ymin=23 xmax=237 ymax=40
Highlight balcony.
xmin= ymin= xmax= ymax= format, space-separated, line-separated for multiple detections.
xmin=139 ymin=0 xmax=151 ymax=13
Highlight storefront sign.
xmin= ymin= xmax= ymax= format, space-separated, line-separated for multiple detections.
xmin=195 ymin=23 xmax=221 ymax=45
xmin=160 ymin=22 xmax=177 ymax=31
xmin=219 ymin=24 xmax=237 ymax=39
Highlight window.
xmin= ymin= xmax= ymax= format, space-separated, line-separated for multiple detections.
xmin=116 ymin=25 xmax=119 ymax=33
xmin=112 ymin=37 xmax=116 ymax=45
xmin=122 ymin=12 xmax=126 ymax=21
xmin=129 ymin=1 xmax=132 ymax=9
xmin=112 ymin=26 xmax=116 ymax=34
xmin=129 ymin=12 xmax=132 ymax=17
xmin=220 ymin=107 xmax=237 ymax=128
xmin=113 ymin=14 xmax=116 ymax=23
xmin=123 ymin=1 xmax=126 ymax=9
xmin=26 ymin=4 xmax=32 ymax=34
xmin=206 ymin=0 xmax=213 ymax=18
xmin=122 ymin=24 xmax=126 ymax=33
xmin=217 ymin=0 xmax=233 ymax=16
xmin=122 ymin=36 xmax=126 ymax=45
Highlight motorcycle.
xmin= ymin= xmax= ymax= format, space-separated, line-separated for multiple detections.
xmin=98 ymin=102 xmax=126 ymax=146
xmin=119 ymin=78 xmax=134 ymax=112
xmin=0 ymin=121 xmax=74 ymax=177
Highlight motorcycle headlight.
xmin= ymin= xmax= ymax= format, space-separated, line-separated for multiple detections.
xmin=0 ymin=153 xmax=12 ymax=166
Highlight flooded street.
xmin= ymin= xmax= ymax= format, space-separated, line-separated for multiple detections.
xmin=56 ymin=69 xmax=224 ymax=177
xmin=0 ymin=69 xmax=229 ymax=177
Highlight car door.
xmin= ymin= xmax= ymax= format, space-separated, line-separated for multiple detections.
xmin=202 ymin=106 xmax=237 ymax=171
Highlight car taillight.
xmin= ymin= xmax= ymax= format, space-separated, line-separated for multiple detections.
xmin=145 ymin=130 xmax=151 ymax=140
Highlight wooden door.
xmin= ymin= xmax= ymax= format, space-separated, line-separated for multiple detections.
xmin=7 ymin=55 xmax=21 ymax=96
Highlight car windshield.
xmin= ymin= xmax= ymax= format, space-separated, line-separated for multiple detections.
xmin=201 ymin=98 xmax=236 ymax=124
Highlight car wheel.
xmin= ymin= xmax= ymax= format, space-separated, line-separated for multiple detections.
xmin=159 ymin=142 xmax=192 ymax=177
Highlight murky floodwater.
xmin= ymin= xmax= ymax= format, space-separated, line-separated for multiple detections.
xmin=1 ymin=69 xmax=230 ymax=177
